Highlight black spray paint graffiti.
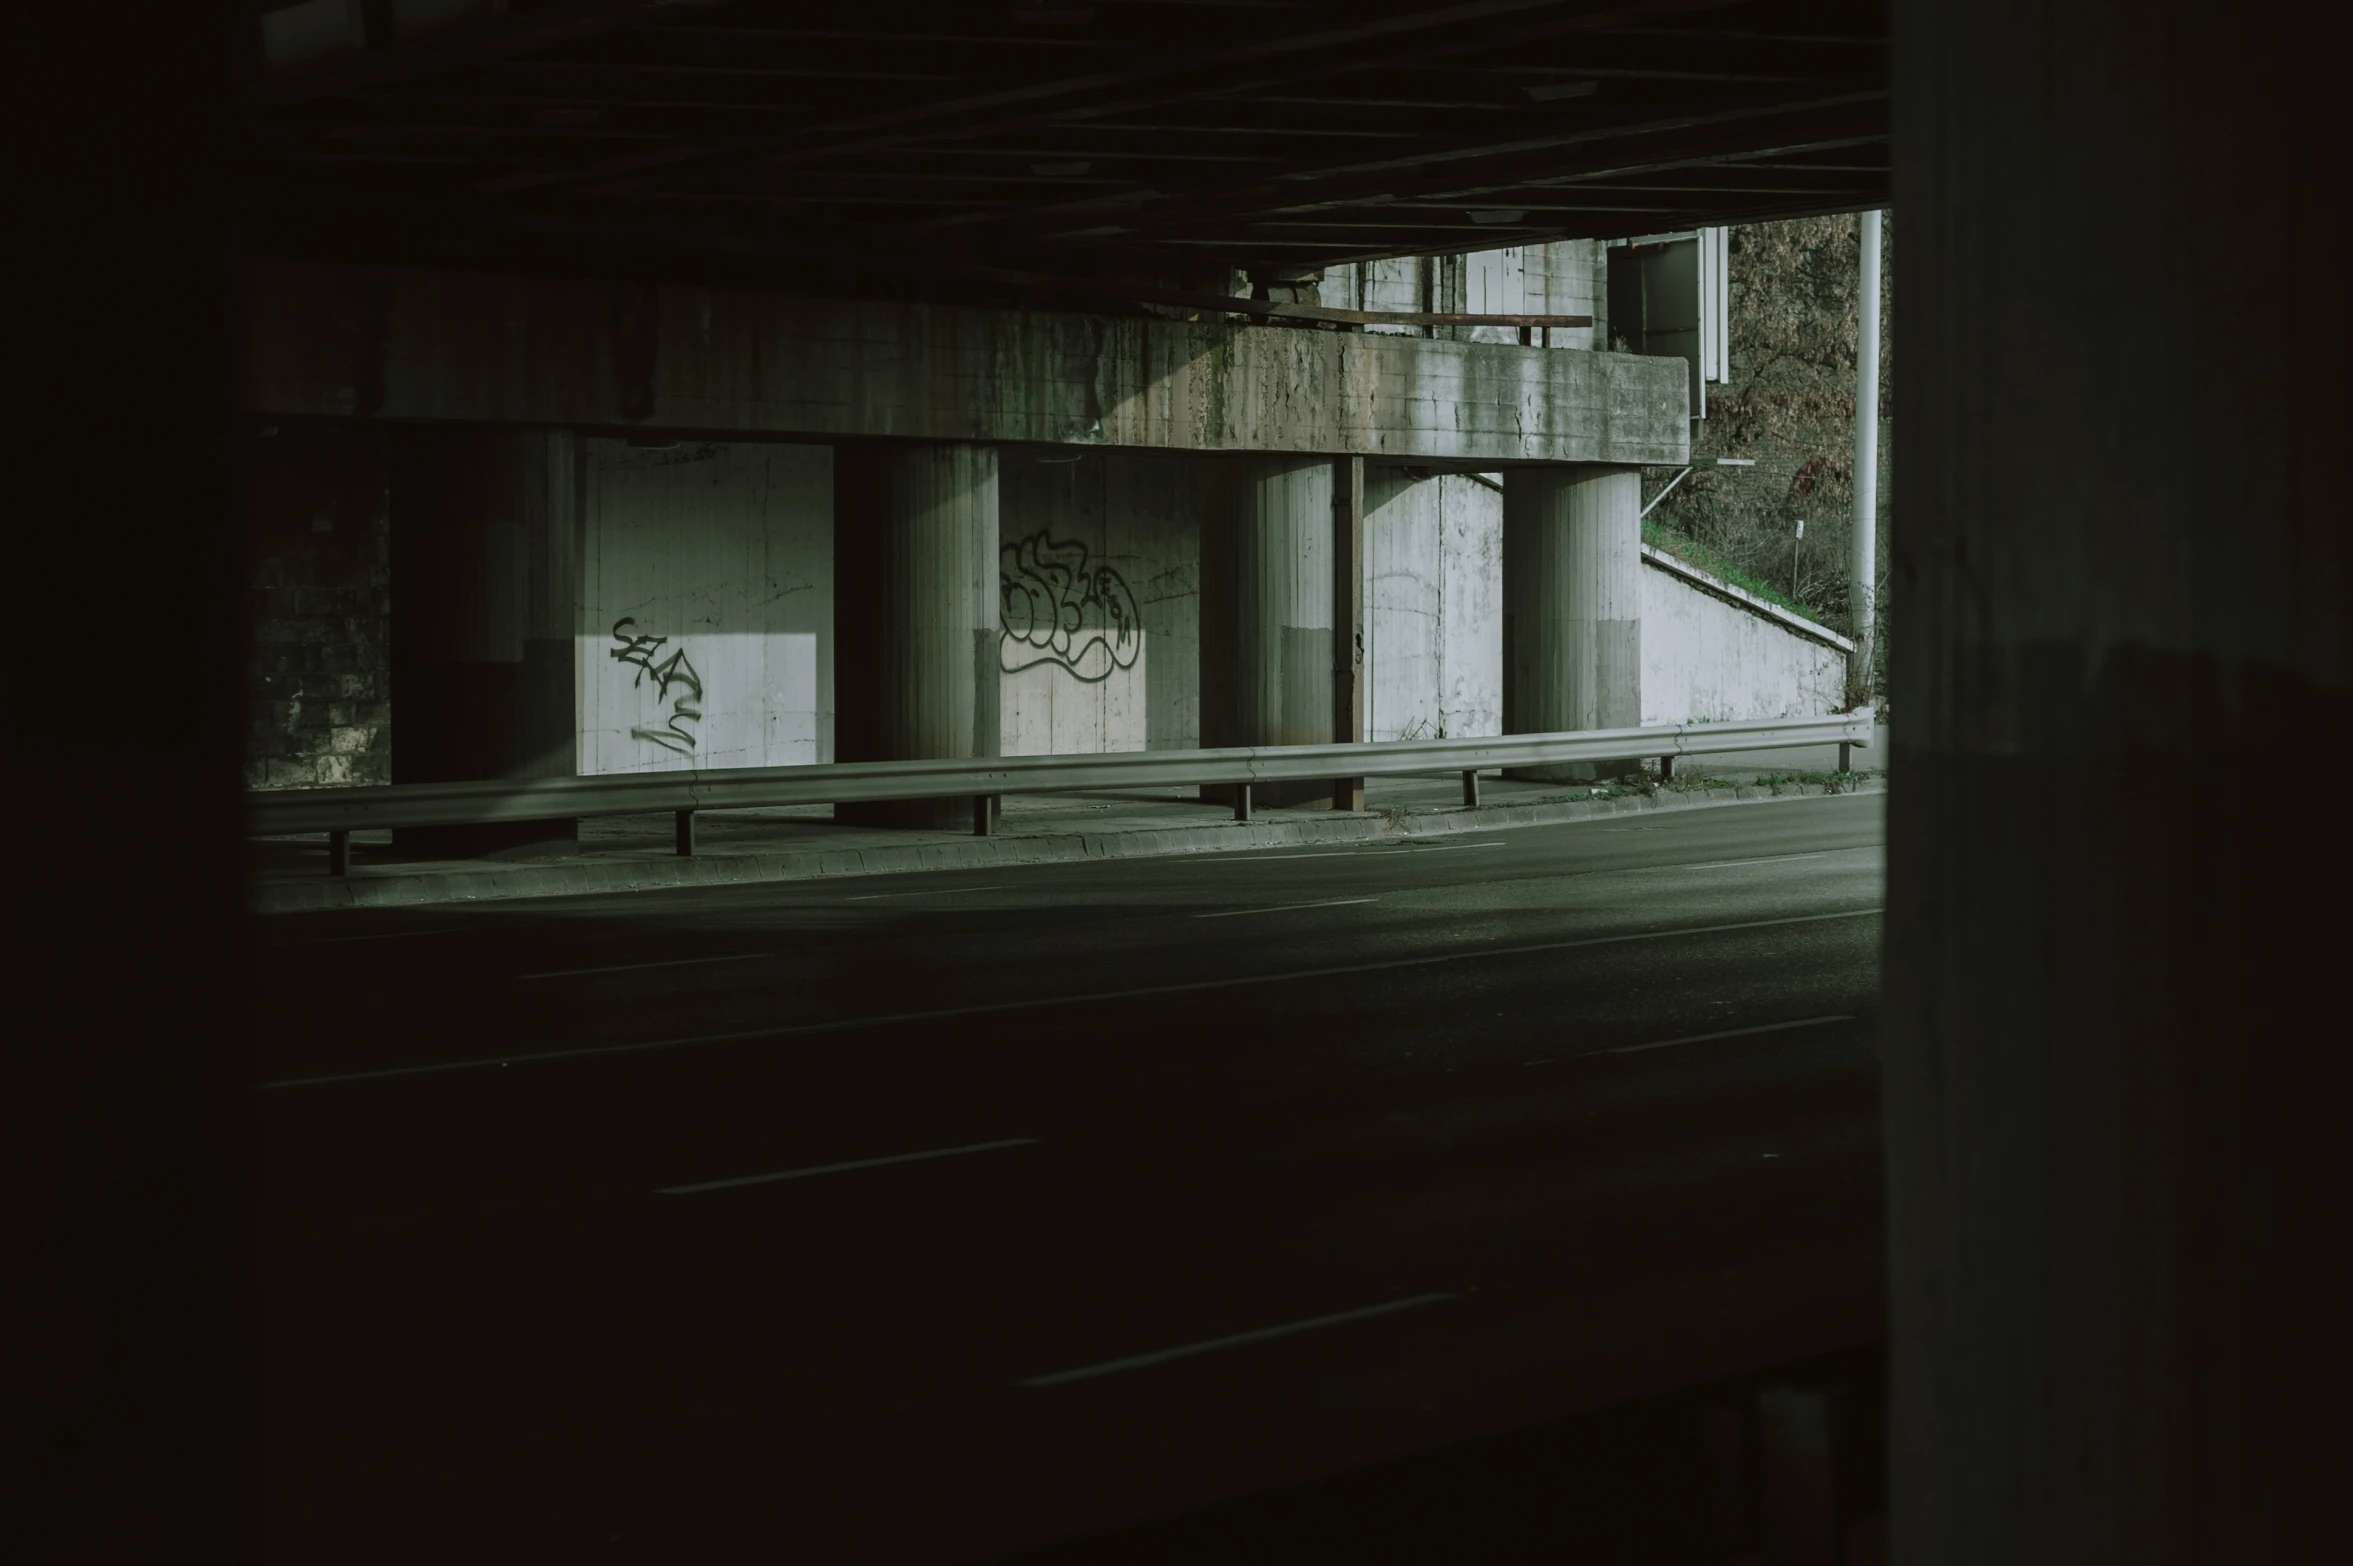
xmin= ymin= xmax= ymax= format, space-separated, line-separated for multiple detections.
xmin=610 ymin=617 xmax=704 ymax=754
xmin=998 ymin=531 xmax=1141 ymax=683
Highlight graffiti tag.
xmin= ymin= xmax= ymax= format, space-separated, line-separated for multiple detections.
xmin=998 ymin=531 xmax=1141 ymax=683
xmin=610 ymin=617 xmax=704 ymax=754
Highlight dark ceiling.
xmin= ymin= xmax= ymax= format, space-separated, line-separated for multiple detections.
xmin=247 ymin=0 xmax=1888 ymax=309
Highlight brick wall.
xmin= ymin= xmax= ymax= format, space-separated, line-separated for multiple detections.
xmin=246 ymin=426 xmax=391 ymax=788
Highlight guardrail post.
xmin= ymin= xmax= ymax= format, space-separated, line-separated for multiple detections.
xmin=1333 ymin=454 xmax=1366 ymax=813
xmin=1837 ymin=741 xmax=1852 ymax=774
xmin=328 ymin=829 xmax=350 ymax=877
xmin=675 ymin=809 xmax=696 ymax=857
xmin=1234 ymin=782 xmax=1253 ymax=823
xmin=1462 ymin=769 xmax=1481 ymax=807
xmin=1659 ymin=754 xmax=1675 ymax=783
xmin=973 ymin=794 xmax=999 ymax=837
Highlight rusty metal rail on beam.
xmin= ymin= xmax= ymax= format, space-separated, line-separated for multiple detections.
xmin=1135 ymin=289 xmax=1594 ymax=329
xmin=252 ymin=714 xmax=1874 ymax=876
xmin=1255 ymin=306 xmax=1594 ymax=328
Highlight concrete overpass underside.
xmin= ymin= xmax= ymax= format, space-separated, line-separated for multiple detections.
xmin=247 ymin=0 xmax=1891 ymax=305
xmin=24 ymin=2 xmax=2349 ymax=1563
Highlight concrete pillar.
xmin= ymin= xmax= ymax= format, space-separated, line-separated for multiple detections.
xmin=1200 ymin=455 xmax=1334 ymax=807
xmin=1891 ymin=1 xmax=2347 ymax=1560
xmin=1502 ymin=464 xmax=1642 ymax=780
xmin=27 ymin=12 xmax=249 ymax=1553
xmin=832 ymin=441 xmax=1000 ymax=829
xmin=387 ymin=428 xmax=580 ymax=856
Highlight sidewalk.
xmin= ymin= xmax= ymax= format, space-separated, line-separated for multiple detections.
xmin=251 ymin=729 xmax=1886 ymax=915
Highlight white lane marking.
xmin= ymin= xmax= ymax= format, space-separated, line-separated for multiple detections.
xmin=844 ymin=884 xmax=1009 ymax=901
xmin=1672 ymin=850 xmax=1865 ymax=871
xmin=1021 ymin=1293 xmax=1456 ymax=1388
xmin=658 ymin=1137 xmax=1038 ymax=1195
xmin=1193 ymin=897 xmax=1378 ymax=919
xmin=256 ymin=907 xmax=1880 ymax=1089
xmin=1209 ymin=840 xmax=1505 ymax=865
xmin=1211 ymin=850 xmax=1368 ymax=864
xmin=518 ymin=952 xmax=772 ymax=981
xmin=272 ymin=926 xmax=464 ymax=947
xmin=1388 ymin=842 xmax=1508 ymax=855
xmin=1601 ymin=1015 xmax=1854 ymax=1055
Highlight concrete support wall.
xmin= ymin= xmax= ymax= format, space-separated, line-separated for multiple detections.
xmin=1363 ymin=471 xmax=1504 ymax=741
xmin=1890 ymin=2 xmax=2347 ymax=1559
xmin=1503 ymin=466 xmax=1642 ymax=776
xmin=1360 ymin=469 xmax=1843 ymax=741
xmin=580 ymin=439 xmax=832 ymax=774
xmin=248 ymin=430 xmax=1846 ymax=798
xmin=246 ymin=426 xmax=392 ymax=787
xmin=997 ymin=449 xmax=1201 ymax=756
xmin=1201 ymin=456 xmax=1333 ymax=803
xmin=833 ymin=441 xmax=999 ymax=828
xmin=387 ymin=427 xmax=579 ymax=851
xmin=1639 ymin=560 xmax=1851 ymax=724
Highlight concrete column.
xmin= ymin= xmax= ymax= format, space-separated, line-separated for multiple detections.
xmin=1201 ymin=455 xmax=1333 ymax=807
xmin=1502 ymin=464 xmax=1642 ymax=780
xmin=832 ymin=441 xmax=1000 ymax=829
xmin=388 ymin=428 xmax=581 ymax=856
xmin=1892 ymin=1 xmax=2346 ymax=1560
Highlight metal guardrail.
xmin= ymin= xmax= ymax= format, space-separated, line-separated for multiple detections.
xmin=250 ymin=712 xmax=1875 ymax=875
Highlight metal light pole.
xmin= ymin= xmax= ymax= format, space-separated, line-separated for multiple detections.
xmin=1849 ymin=209 xmax=1883 ymax=695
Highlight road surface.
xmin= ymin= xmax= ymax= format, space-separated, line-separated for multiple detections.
xmin=254 ymin=791 xmax=1887 ymax=1563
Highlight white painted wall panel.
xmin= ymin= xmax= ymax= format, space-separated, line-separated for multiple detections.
xmin=1364 ymin=472 xmax=1504 ymax=741
xmin=1111 ymin=454 xmax=1203 ymax=752
xmin=1639 ymin=564 xmax=1849 ymax=724
xmin=1439 ymin=481 xmax=1505 ymax=736
xmin=580 ymin=439 xmax=833 ymax=774
xmin=996 ymin=450 xmax=1201 ymax=756
xmin=1464 ymin=248 xmax=1525 ymax=344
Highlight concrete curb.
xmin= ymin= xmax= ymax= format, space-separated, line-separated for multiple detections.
xmin=251 ymin=776 xmax=1886 ymax=915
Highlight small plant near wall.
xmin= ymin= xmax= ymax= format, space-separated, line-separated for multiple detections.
xmin=1642 ymin=519 xmax=1829 ymax=627
xmin=1641 ymin=212 xmax=1893 ymax=655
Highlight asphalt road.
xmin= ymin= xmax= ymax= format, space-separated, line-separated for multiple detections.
xmin=253 ymin=791 xmax=1888 ymax=1564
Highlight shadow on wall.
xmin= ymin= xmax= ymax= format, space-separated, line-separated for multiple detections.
xmin=580 ymin=439 xmax=832 ymax=775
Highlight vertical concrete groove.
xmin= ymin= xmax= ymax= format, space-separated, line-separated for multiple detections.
xmin=1202 ymin=455 xmax=1334 ymax=806
xmin=1204 ymin=456 xmax=1335 ymax=751
xmin=386 ymin=427 xmax=582 ymax=852
xmin=833 ymin=441 xmax=1000 ymax=828
xmin=1504 ymin=465 xmax=1642 ymax=739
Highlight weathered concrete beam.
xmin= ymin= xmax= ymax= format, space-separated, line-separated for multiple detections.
xmin=243 ymin=259 xmax=1689 ymax=467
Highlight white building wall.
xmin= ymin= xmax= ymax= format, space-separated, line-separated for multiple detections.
xmin=1322 ymin=243 xmax=1605 ymax=348
xmin=579 ymin=439 xmax=833 ymax=774
xmin=1322 ymin=256 xmax=1425 ymax=335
